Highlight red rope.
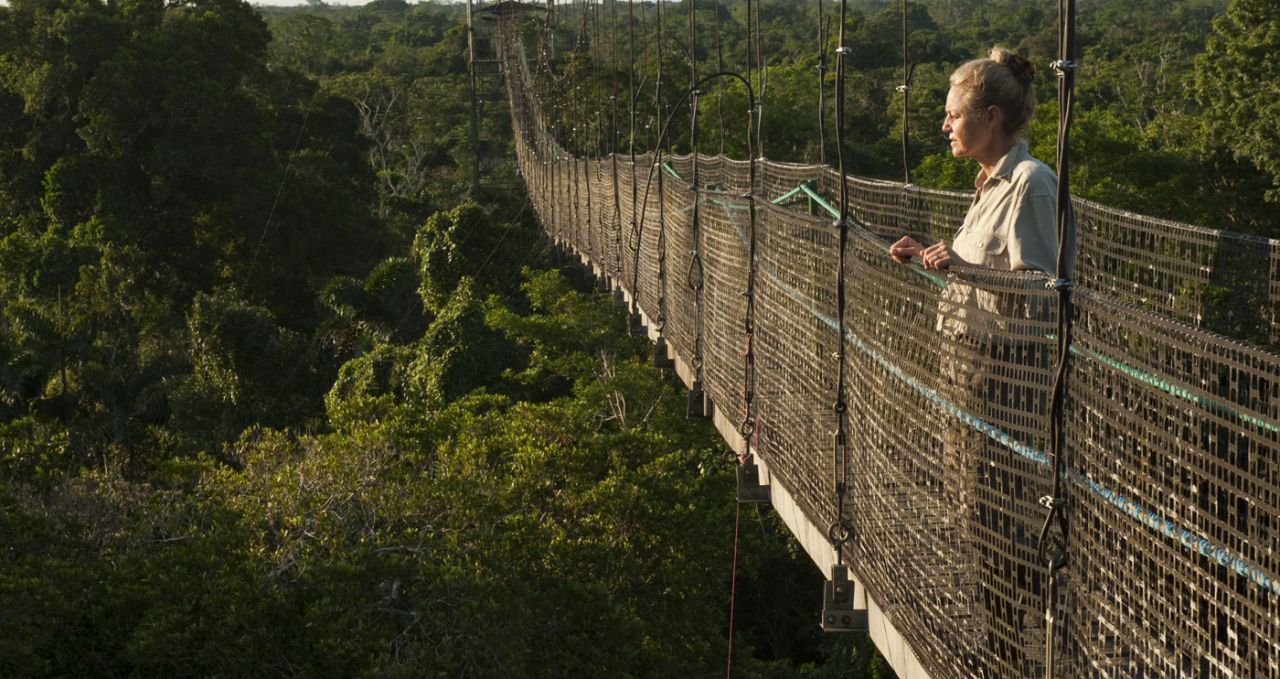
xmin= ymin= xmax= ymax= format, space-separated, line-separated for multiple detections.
xmin=725 ymin=501 xmax=742 ymax=678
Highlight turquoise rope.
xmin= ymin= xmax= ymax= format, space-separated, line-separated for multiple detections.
xmin=704 ymin=198 xmax=1280 ymax=598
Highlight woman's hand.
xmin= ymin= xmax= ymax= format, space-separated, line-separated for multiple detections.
xmin=918 ymin=240 xmax=953 ymax=270
xmin=889 ymin=236 xmax=923 ymax=263
xmin=890 ymin=236 xmax=953 ymax=270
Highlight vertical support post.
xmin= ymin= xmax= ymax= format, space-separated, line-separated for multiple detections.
xmin=466 ymin=0 xmax=481 ymax=196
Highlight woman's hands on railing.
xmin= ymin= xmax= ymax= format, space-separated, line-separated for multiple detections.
xmin=890 ymin=235 xmax=954 ymax=270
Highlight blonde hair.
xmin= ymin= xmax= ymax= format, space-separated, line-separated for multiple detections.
xmin=950 ymin=47 xmax=1037 ymax=135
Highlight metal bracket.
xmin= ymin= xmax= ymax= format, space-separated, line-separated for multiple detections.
xmin=821 ymin=564 xmax=868 ymax=633
xmin=653 ymin=337 xmax=674 ymax=369
xmin=686 ymin=379 xmax=706 ymax=419
xmin=736 ymin=456 xmax=770 ymax=504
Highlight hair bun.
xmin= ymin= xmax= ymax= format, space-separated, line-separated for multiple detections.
xmin=989 ymin=47 xmax=1035 ymax=86
xmin=1007 ymin=53 xmax=1036 ymax=86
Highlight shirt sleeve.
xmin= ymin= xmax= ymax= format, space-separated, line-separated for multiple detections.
xmin=1005 ymin=179 xmax=1059 ymax=275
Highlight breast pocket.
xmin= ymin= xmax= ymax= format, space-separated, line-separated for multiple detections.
xmin=960 ymin=229 xmax=1007 ymax=269
xmin=977 ymin=232 xmax=1007 ymax=256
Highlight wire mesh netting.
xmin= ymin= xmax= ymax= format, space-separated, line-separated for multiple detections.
xmin=500 ymin=25 xmax=1280 ymax=679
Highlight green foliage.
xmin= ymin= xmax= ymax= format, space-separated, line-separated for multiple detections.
xmin=413 ymin=277 xmax=515 ymax=407
xmin=413 ymin=201 xmax=540 ymax=316
xmin=187 ymin=292 xmax=304 ymax=407
xmin=15 ymin=0 xmax=1274 ymax=675
xmin=1194 ymin=0 xmax=1280 ymax=205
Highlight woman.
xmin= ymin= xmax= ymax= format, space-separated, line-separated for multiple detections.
xmin=890 ymin=47 xmax=1059 ymax=278
xmin=889 ymin=48 xmax=1066 ymax=674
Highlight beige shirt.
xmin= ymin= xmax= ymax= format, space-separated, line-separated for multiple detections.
xmin=951 ymin=139 xmax=1060 ymax=274
xmin=939 ymin=140 xmax=1066 ymax=338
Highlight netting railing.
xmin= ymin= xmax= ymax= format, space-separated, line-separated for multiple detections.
xmin=501 ymin=27 xmax=1280 ymax=679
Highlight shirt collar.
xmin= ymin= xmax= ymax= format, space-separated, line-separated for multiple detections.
xmin=973 ymin=139 xmax=1029 ymax=190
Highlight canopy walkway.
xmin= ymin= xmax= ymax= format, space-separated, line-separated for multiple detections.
xmin=483 ymin=5 xmax=1279 ymax=678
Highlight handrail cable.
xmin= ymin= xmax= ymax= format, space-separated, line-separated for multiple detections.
xmin=1038 ymin=0 xmax=1079 ymax=675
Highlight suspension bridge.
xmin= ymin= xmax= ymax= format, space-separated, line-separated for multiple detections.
xmin=470 ymin=2 xmax=1279 ymax=677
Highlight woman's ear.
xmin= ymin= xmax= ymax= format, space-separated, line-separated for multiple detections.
xmin=985 ymin=105 xmax=1003 ymax=128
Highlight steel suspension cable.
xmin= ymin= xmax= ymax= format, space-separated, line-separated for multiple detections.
xmin=715 ymin=0 xmax=726 ymax=155
xmin=577 ymin=0 xmax=592 ymax=251
xmin=626 ymin=0 xmax=644 ymax=329
xmin=896 ymin=0 xmax=915 ymax=185
xmin=608 ymin=0 xmax=624 ymax=287
xmin=654 ymin=0 xmax=669 ymax=350
xmin=1039 ymin=0 xmax=1078 ymax=676
xmin=817 ymin=0 xmax=828 ymax=166
xmin=583 ymin=4 xmax=596 ymax=256
xmin=828 ymin=0 xmax=853 ymax=563
xmin=687 ymin=0 xmax=707 ymax=416
xmin=747 ymin=0 xmax=757 ymax=157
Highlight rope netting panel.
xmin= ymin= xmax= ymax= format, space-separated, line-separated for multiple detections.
xmin=753 ymin=201 xmax=840 ymax=531
xmin=500 ymin=28 xmax=1280 ymax=679
xmin=661 ymin=171 xmax=699 ymax=372
xmin=700 ymin=189 xmax=751 ymax=423
xmin=1067 ymin=289 xmax=1280 ymax=676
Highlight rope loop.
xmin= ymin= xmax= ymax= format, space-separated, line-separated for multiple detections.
xmin=1048 ymin=278 xmax=1075 ymax=291
xmin=1051 ymin=59 xmax=1076 ymax=76
xmin=827 ymin=520 xmax=851 ymax=547
xmin=1039 ymin=495 xmax=1068 ymax=511
xmin=895 ymin=84 xmax=910 ymax=93
xmin=1036 ymin=495 xmax=1071 ymax=567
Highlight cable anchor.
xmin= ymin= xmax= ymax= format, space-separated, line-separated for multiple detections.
xmin=1051 ymin=59 xmax=1077 ymax=76
xmin=821 ymin=563 xmax=868 ymax=633
xmin=736 ymin=453 xmax=770 ymax=503
xmin=1047 ymin=278 xmax=1074 ymax=291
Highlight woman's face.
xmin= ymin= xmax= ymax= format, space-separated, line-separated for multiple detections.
xmin=942 ymin=86 xmax=992 ymax=162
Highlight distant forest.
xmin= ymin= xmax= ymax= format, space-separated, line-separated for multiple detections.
xmin=1 ymin=0 xmax=1275 ymax=676
xmin=515 ymin=0 xmax=1277 ymax=235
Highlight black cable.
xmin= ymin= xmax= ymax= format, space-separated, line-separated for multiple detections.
xmin=747 ymin=0 xmax=757 ymax=157
xmin=626 ymin=2 xmax=638 ymax=218
xmin=817 ymin=0 xmax=828 ymax=166
xmin=654 ymin=0 xmax=668 ymax=338
xmin=609 ymin=0 xmax=624 ymax=284
xmin=715 ymin=0 xmax=726 ymax=156
xmin=828 ymin=0 xmax=853 ymax=562
xmin=1038 ymin=0 xmax=1078 ymax=675
xmin=898 ymin=0 xmax=914 ymax=185
xmin=687 ymin=0 xmax=706 ymax=413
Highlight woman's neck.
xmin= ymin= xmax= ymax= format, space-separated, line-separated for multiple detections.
xmin=977 ymin=135 xmax=1018 ymax=179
